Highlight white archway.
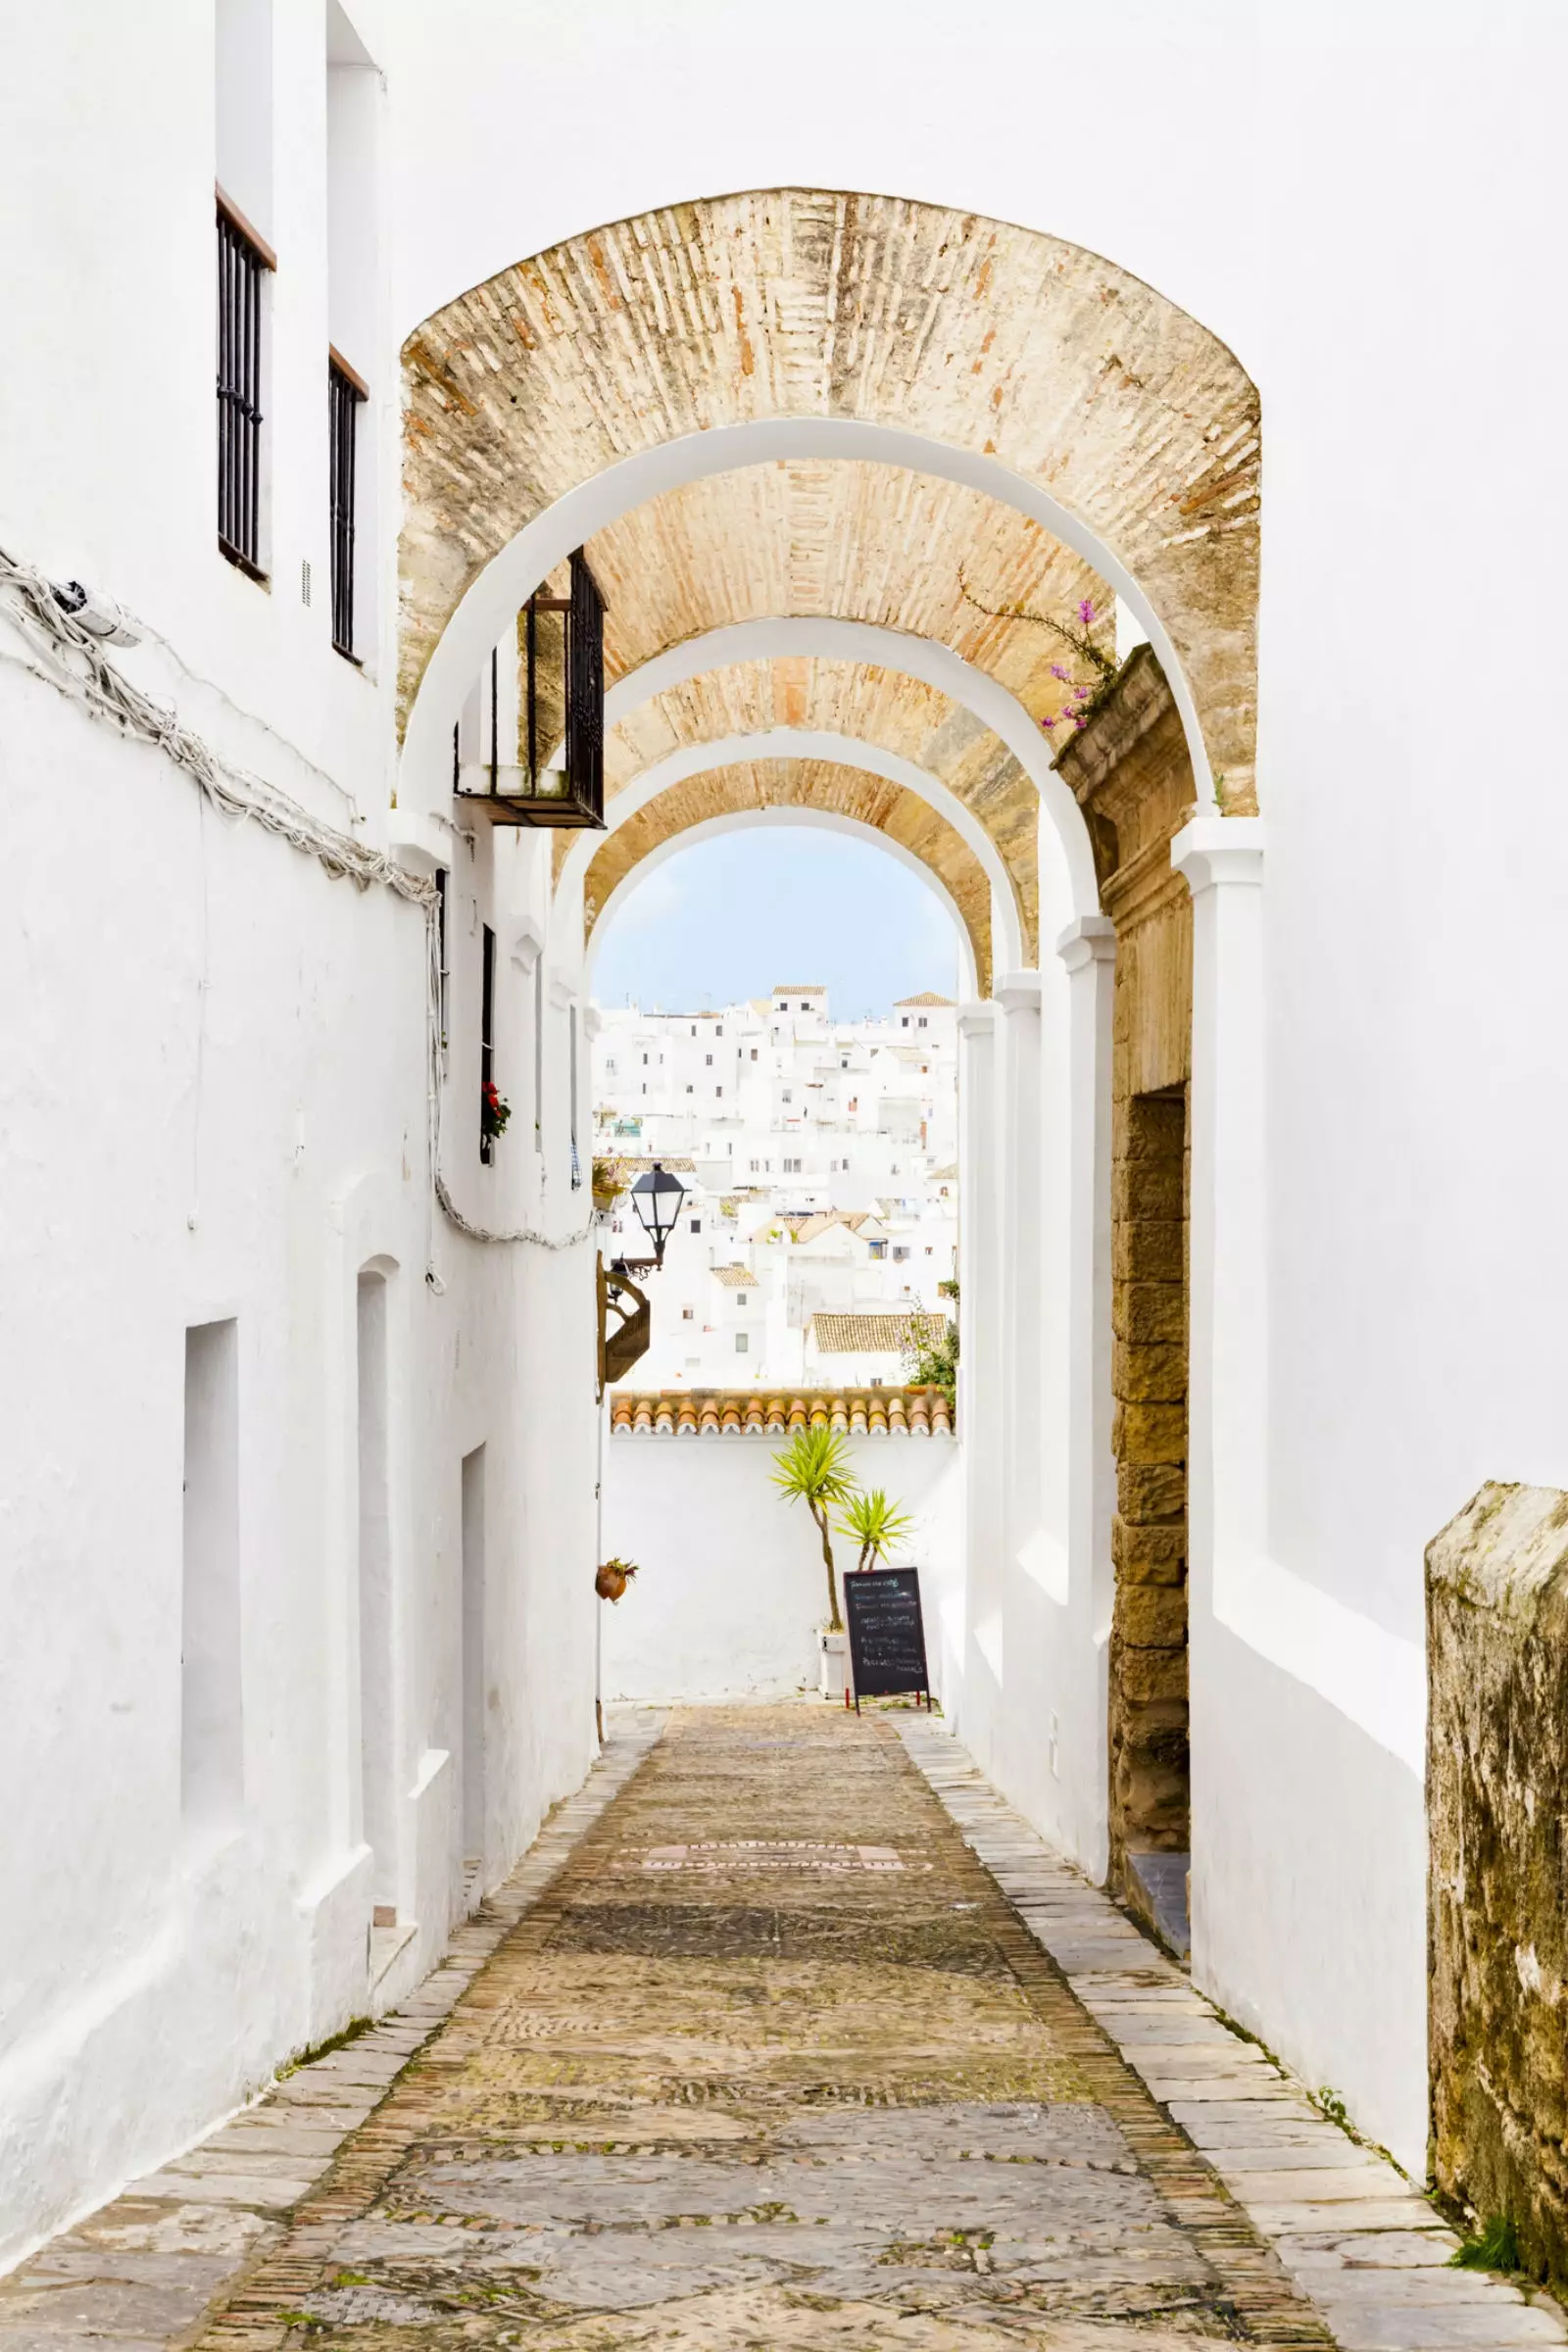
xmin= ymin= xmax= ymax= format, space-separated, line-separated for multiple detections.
xmin=401 ymin=417 xmax=1221 ymax=918
xmin=584 ymin=806 xmax=980 ymax=1003
xmin=553 ymin=726 xmax=1025 ymax=980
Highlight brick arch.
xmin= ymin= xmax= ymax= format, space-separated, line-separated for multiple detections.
xmin=579 ymin=760 xmax=993 ymax=995
xmin=594 ymin=654 xmax=1039 ymax=960
xmin=401 ymin=190 xmax=1259 ymax=810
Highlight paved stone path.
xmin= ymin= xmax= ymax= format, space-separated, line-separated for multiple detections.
xmin=3 ymin=1706 xmax=1561 ymax=2351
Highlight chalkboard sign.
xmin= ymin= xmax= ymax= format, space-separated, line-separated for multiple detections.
xmin=843 ymin=1567 xmax=930 ymax=1711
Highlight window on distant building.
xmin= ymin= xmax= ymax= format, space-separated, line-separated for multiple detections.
xmin=715 ymin=1024 xmax=723 ymax=1036
xmin=751 ymin=1049 xmax=759 ymax=1061
xmin=606 ymin=1059 xmax=616 ymax=1074
xmin=705 ymin=1054 xmax=712 ymax=1065
xmin=918 ymin=1016 xmax=928 ymax=1028
xmin=901 ymin=1015 xmax=909 ymax=1027
xmin=750 ymin=1158 xmax=760 ymax=1173
xmin=715 ymin=1086 xmax=723 ymax=1099
xmin=738 ymin=1293 xmax=750 ymax=1306
xmin=784 ymin=1156 xmax=802 ymax=1173
xmin=690 ymin=1220 xmax=701 ymax=1234
xmin=685 ymin=1084 xmax=694 ymax=1095
xmin=735 ymin=1332 xmax=750 ymax=1353
xmin=682 ymin=1306 xmax=694 ymax=1321
xmin=641 ymin=1084 xmax=647 ymax=1096
xmin=893 ymin=1247 xmax=909 ymax=1262
xmin=869 ymin=1240 xmax=887 ymax=1259
xmin=782 ymin=1090 xmax=792 ymax=1103
xmin=642 ymin=1053 xmax=649 ymax=1064
xmin=925 ymin=1246 xmax=934 ymax=1255
xmin=690 ymin=1024 xmax=697 ymax=1036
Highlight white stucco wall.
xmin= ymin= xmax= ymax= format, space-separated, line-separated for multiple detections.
xmin=601 ymin=1436 xmax=962 ymax=1706
xmin=0 ymin=4 xmax=602 ymax=2269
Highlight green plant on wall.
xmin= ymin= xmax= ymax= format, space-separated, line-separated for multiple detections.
xmin=837 ymin=1488 xmax=915 ymax=1574
xmin=902 ymin=1307 xmax=958 ymax=1408
xmin=770 ymin=1426 xmax=858 ymax=1632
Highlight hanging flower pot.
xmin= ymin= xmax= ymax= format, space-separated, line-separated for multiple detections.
xmin=481 ymin=1080 xmax=512 ymax=1143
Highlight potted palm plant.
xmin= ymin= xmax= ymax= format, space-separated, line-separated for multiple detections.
xmin=770 ymin=1425 xmax=858 ymax=1698
xmin=836 ymin=1488 xmax=915 ymax=1573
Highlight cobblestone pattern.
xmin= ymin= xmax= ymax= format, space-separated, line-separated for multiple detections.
xmin=10 ymin=1707 xmax=1562 ymax=2351
xmin=897 ymin=1713 xmax=1567 ymax=2351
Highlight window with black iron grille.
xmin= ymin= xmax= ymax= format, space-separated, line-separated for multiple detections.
xmin=328 ymin=350 xmax=366 ymax=658
xmin=216 ymin=190 xmax=273 ymax=577
xmin=479 ymin=924 xmax=497 ymax=1165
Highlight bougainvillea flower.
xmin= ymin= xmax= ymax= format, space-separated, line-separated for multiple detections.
xmin=1050 ymin=662 xmax=1070 ymax=682
xmin=1078 ymin=598 xmax=1096 ymax=625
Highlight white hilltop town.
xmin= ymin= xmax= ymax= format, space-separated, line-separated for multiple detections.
xmin=592 ymin=984 xmax=958 ymax=1389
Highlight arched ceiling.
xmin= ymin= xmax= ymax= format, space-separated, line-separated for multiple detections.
xmin=580 ymin=760 xmax=993 ymax=995
xmin=590 ymin=462 xmax=1109 ymax=726
xmin=400 ymin=188 xmax=1259 ymax=806
xmin=585 ymin=653 xmax=1040 ymax=959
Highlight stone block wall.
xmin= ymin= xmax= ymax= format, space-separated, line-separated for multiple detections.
xmin=1428 ymin=1481 xmax=1568 ymax=2281
xmin=1109 ymin=1089 xmax=1190 ymax=1869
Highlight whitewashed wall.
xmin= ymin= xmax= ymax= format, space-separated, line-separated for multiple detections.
xmin=0 ymin=3 xmax=600 ymax=2270
xmin=601 ymin=1436 xmax=962 ymax=1706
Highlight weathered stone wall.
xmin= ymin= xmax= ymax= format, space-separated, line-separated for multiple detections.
xmin=1056 ymin=647 xmax=1196 ymax=1894
xmin=1428 ymin=1481 xmax=1568 ymax=2280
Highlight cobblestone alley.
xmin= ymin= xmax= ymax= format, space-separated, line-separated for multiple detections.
xmin=4 ymin=1710 xmax=1557 ymax=2352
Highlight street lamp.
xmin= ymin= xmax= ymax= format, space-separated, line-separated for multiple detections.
xmin=628 ymin=1160 xmax=687 ymax=1270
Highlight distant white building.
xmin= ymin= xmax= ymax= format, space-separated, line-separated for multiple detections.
xmin=594 ymin=987 xmax=958 ymax=1387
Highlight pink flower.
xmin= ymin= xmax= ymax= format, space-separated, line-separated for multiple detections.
xmin=1073 ymin=683 xmax=1091 ymax=700
xmin=1041 ymin=715 xmax=1056 ymax=730
xmin=1050 ymin=662 xmax=1070 ymax=682
xmin=1077 ymin=598 xmax=1096 ymax=626
xmin=1075 ymin=714 xmax=1088 ymax=728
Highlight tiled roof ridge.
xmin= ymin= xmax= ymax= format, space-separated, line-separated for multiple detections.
xmin=894 ymin=992 xmax=956 ymax=1005
xmin=609 ymin=1385 xmax=956 ymax=1438
xmin=808 ymin=1310 xmax=948 ymax=1351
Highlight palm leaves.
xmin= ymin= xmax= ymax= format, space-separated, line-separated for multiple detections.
xmin=836 ymin=1488 xmax=915 ymax=1574
xmin=770 ymin=1427 xmax=857 ymax=1631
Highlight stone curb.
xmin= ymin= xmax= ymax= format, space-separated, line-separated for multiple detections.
xmin=0 ymin=1712 xmax=666 ymax=2352
xmin=894 ymin=1712 xmax=1565 ymax=2352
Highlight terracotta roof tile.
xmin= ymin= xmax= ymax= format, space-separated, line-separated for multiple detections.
xmin=609 ymin=1385 xmax=954 ymax=1438
xmin=808 ymin=1311 xmax=948 ymax=1353
xmin=894 ymin=992 xmax=956 ymax=1006
xmin=711 ymin=1265 xmax=757 ymax=1287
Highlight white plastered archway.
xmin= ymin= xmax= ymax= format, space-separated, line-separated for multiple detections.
xmin=401 ymin=416 xmax=1223 ymax=918
xmin=584 ymin=806 xmax=980 ymax=1003
xmin=551 ymin=724 xmax=1024 ymax=983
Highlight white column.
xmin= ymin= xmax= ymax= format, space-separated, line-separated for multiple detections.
xmin=1054 ymin=917 xmax=1116 ymax=1629
xmin=1170 ymin=819 xmax=1268 ymax=1607
xmin=994 ymin=971 xmax=1044 ymax=1642
xmin=1055 ymin=914 xmax=1116 ymax=1882
xmin=956 ymin=1001 xmax=1002 ymax=1764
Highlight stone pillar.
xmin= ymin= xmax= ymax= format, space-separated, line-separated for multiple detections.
xmin=1171 ymin=817 xmax=1266 ymax=1946
xmin=956 ymin=1001 xmax=1003 ymax=1768
xmin=1428 ymin=1482 xmax=1568 ymax=2285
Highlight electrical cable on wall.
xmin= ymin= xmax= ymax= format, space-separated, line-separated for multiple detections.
xmin=0 ymin=541 xmax=591 ymax=1266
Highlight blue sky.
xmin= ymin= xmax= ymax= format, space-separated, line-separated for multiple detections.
xmin=590 ymin=828 xmax=961 ymax=1019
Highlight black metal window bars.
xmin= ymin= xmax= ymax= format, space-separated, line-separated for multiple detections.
xmin=216 ymin=188 xmax=273 ymax=578
xmin=328 ymin=349 xmax=367 ymax=659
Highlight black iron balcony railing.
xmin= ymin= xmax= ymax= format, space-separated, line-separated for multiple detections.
xmin=455 ymin=548 xmax=606 ymax=829
xmin=327 ymin=349 xmax=367 ymax=659
xmin=216 ymin=188 xmax=273 ymax=578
